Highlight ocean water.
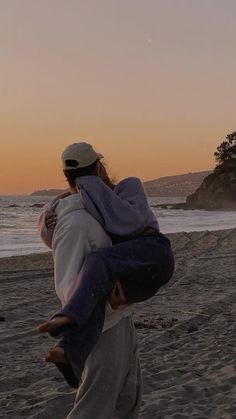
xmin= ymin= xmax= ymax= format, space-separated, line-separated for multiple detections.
xmin=0 ymin=195 xmax=236 ymax=258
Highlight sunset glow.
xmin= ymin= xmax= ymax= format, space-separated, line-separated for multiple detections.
xmin=1 ymin=0 xmax=235 ymax=194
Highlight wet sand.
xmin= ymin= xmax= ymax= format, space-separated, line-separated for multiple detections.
xmin=0 ymin=229 xmax=236 ymax=418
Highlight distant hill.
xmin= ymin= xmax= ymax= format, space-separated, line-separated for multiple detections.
xmin=31 ymin=189 xmax=65 ymax=196
xmin=143 ymin=171 xmax=212 ymax=197
xmin=31 ymin=170 xmax=212 ymax=197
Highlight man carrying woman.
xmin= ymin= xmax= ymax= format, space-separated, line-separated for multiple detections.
xmin=37 ymin=142 xmax=174 ymax=419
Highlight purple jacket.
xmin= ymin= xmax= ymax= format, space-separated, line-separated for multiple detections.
xmin=76 ymin=176 xmax=159 ymax=237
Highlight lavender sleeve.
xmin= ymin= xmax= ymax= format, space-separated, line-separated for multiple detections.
xmin=76 ymin=176 xmax=159 ymax=236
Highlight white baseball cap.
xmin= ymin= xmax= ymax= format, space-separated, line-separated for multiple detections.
xmin=61 ymin=142 xmax=104 ymax=169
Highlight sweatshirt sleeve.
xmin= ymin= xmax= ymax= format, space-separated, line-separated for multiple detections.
xmin=76 ymin=176 xmax=152 ymax=236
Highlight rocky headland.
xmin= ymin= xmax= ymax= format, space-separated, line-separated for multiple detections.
xmin=154 ymin=160 xmax=236 ymax=211
xmin=186 ymin=161 xmax=236 ymax=210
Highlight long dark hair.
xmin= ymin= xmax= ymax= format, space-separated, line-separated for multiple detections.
xmin=63 ymin=159 xmax=115 ymax=189
xmin=63 ymin=160 xmax=98 ymax=187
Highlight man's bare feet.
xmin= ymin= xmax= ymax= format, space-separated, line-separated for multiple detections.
xmin=45 ymin=347 xmax=68 ymax=364
xmin=37 ymin=316 xmax=73 ymax=333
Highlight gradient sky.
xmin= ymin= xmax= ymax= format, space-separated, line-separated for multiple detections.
xmin=1 ymin=0 xmax=235 ymax=194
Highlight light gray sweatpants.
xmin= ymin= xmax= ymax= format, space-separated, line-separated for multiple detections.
xmin=66 ymin=316 xmax=142 ymax=419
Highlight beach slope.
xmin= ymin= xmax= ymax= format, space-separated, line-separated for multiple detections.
xmin=0 ymin=229 xmax=236 ymax=418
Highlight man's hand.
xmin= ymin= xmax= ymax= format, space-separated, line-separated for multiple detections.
xmin=108 ymin=280 xmax=126 ymax=310
xmin=45 ymin=210 xmax=57 ymax=230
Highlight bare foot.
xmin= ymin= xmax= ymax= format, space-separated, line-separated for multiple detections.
xmin=45 ymin=347 xmax=68 ymax=364
xmin=37 ymin=316 xmax=73 ymax=333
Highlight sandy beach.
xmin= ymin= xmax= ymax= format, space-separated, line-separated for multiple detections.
xmin=0 ymin=229 xmax=236 ymax=419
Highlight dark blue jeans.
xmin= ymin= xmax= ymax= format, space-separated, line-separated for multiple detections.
xmin=52 ymin=232 xmax=175 ymax=387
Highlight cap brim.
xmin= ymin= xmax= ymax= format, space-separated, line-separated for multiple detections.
xmin=97 ymin=153 xmax=104 ymax=159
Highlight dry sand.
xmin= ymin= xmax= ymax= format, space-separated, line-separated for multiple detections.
xmin=0 ymin=229 xmax=236 ymax=419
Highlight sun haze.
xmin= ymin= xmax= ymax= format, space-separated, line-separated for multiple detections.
xmin=0 ymin=0 xmax=235 ymax=194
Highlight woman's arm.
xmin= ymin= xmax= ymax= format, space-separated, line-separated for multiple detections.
xmin=76 ymin=176 xmax=153 ymax=236
xmin=37 ymin=191 xmax=71 ymax=248
xmin=37 ymin=206 xmax=55 ymax=249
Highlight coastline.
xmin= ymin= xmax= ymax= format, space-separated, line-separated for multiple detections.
xmin=1 ymin=194 xmax=236 ymax=259
xmin=0 ymin=228 xmax=236 ymax=418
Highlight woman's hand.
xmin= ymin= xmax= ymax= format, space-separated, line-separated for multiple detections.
xmin=45 ymin=191 xmax=71 ymax=229
xmin=45 ymin=210 xmax=57 ymax=230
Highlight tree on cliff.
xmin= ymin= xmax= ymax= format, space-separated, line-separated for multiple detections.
xmin=214 ymin=132 xmax=236 ymax=165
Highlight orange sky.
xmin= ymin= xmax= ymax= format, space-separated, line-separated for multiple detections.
xmin=1 ymin=0 xmax=235 ymax=194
